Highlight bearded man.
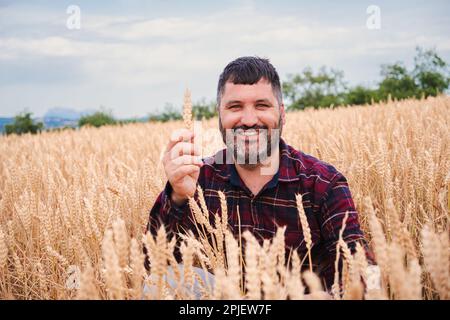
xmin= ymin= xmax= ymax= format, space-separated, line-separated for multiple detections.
xmin=147 ymin=56 xmax=376 ymax=292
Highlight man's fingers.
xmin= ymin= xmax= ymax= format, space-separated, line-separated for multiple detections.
xmin=165 ymin=129 xmax=195 ymax=154
xmin=171 ymin=154 xmax=203 ymax=167
xmin=171 ymin=165 xmax=200 ymax=182
xmin=165 ymin=134 xmax=184 ymax=153
xmin=170 ymin=142 xmax=201 ymax=158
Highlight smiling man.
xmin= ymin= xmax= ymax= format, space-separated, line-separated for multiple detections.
xmin=148 ymin=56 xmax=375 ymax=292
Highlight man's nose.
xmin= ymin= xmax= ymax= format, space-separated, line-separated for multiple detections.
xmin=240 ymin=107 xmax=258 ymax=127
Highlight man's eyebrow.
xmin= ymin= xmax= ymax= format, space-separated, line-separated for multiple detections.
xmin=224 ymin=100 xmax=242 ymax=106
xmin=225 ymin=99 xmax=274 ymax=105
xmin=255 ymin=99 xmax=274 ymax=105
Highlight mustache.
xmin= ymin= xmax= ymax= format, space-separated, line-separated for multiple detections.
xmin=232 ymin=125 xmax=268 ymax=132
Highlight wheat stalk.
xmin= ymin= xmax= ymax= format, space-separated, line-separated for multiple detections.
xmin=183 ymin=88 xmax=193 ymax=130
xmin=296 ymin=193 xmax=313 ymax=273
xmin=0 ymin=229 xmax=8 ymax=270
xmin=102 ymin=229 xmax=124 ymax=299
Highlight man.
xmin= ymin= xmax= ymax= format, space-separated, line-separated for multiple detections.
xmin=148 ymin=56 xmax=375 ymax=291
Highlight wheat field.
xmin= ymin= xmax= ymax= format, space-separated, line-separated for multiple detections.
xmin=0 ymin=96 xmax=449 ymax=300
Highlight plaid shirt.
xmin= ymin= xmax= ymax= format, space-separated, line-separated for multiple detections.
xmin=148 ymin=138 xmax=375 ymax=290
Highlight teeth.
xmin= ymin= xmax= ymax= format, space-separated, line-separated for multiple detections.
xmin=236 ymin=130 xmax=258 ymax=136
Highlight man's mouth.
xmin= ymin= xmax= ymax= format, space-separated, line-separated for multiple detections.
xmin=235 ymin=129 xmax=259 ymax=137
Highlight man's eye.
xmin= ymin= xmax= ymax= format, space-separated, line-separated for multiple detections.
xmin=229 ymin=105 xmax=241 ymax=109
xmin=256 ymin=104 xmax=269 ymax=108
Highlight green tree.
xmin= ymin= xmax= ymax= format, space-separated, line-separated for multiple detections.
xmin=117 ymin=118 xmax=140 ymax=125
xmin=378 ymin=63 xmax=418 ymax=100
xmin=5 ymin=111 xmax=43 ymax=135
xmin=282 ymin=67 xmax=346 ymax=110
xmin=78 ymin=110 xmax=116 ymax=128
xmin=192 ymin=98 xmax=217 ymax=120
xmin=344 ymin=86 xmax=379 ymax=105
xmin=413 ymin=47 xmax=450 ymax=97
xmin=148 ymin=103 xmax=182 ymax=122
xmin=376 ymin=47 xmax=449 ymax=101
xmin=283 ymin=47 xmax=449 ymax=109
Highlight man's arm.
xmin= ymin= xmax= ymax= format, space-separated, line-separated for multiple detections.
xmin=147 ymin=181 xmax=191 ymax=237
xmin=317 ymin=172 xmax=376 ymax=291
xmin=145 ymin=128 xmax=203 ymax=268
xmin=145 ymin=181 xmax=202 ymax=270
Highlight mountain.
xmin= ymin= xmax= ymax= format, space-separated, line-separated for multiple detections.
xmin=44 ymin=107 xmax=96 ymax=120
xmin=1 ymin=107 xmax=95 ymax=133
xmin=1 ymin=107 xmax=148 ymax=133
xmin=0 ymin=117 xmax=14 ymax=133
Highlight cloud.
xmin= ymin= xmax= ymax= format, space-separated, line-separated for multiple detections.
xmin=0 ymin=1 xmax=449 ymax=117
xmin=0 ymin=56 xmax=83 ymax=85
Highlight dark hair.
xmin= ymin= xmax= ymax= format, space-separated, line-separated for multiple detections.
xmin=216 ymin=56 xmax=283 ymax=106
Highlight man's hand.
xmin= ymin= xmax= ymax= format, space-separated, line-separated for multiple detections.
xmin=162 ymin=129 xmax=203 ymax=206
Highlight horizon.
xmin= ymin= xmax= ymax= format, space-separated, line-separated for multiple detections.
xmin=1 ymin=0 xmax=450 ymax=118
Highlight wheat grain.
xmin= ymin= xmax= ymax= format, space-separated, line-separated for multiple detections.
xmin=183 ymin=88 xmax=193 ymax=130
xmin=76 ymin=262 xmax=100 ymax=300
xmin=0 ymin=229 xmax=8 ymax=270
xmin=112 ymin=217 xmax=129 ymax=269
xmin=129 ymin=238 xmax=145 ymax=300
xmin=224 ymin=231 xmax=242 ymax=299
xmin=102 ymin=229 xmax=124 ymax=299
xmin=296 ymin=193 xmax=312 ymax=272
xmin=243 ymin=231 xmax=261 ymax=299
xmin=179 ymin=241 xmax=194 ymax=299
xmin=286 ymin=251 xmax=304 ymax=300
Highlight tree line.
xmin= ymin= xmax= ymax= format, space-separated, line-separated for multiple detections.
xmin=4 ymin=47 xmax=449 ymax=135
xmin=283 ymin=47 xmax=449 ymax=110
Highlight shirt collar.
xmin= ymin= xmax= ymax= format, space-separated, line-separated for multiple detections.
xmin=278 ymin=138 xmax=301 ymax=182
xmin=228 ymin=161 xmax=281 ymax=190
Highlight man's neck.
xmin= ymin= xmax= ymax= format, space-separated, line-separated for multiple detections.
xmin=234 ymin=146 xmax=280 ymax=196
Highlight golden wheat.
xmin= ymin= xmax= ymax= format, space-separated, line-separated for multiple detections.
xmin=0 ymin=95 xmax=449 ymax=299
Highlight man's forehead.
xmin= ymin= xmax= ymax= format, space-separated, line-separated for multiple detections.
xmin=224 ymin=78 xmax=271 ymax=90
xmin=222 ymin=78 xmax=276 ymax=102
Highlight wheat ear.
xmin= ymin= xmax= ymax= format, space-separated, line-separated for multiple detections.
xmin=183 ymin=88 xmax=193 ymax=130
xmin=296 ymin=193 xmax=312 ymax=273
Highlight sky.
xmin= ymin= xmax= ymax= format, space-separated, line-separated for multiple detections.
xmin=0 ymin=0 xmax=449 ymax=118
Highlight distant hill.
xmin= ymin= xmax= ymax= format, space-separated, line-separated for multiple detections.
xmin=40 ymin=117 xmax=79 ymax=130
xmin=0 ymin=107 xmax=92 ymax=133
xmin=40 ymin=107 xmax=97 ymax=131
xmin=0 ymin=117 xmax=14 ymax=133
xmin=44 ymin=107 xmax=96 ymax=120
xmin=0 ymin=116 xmax=78 ymax=133
xmin=1 ymin=107 xmax=149 ymax=134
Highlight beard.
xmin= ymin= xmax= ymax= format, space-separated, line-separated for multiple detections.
xmin=219 ymin=116 xmax=282 ymax=166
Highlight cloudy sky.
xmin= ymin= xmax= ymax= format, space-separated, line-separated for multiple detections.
xmin=0 ymin=0 xmax=449 ymax=118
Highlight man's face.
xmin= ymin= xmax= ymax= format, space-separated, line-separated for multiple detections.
xmin=218 ymin=78 xmax=286 ymax=165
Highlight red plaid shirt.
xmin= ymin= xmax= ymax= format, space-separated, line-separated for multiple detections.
xmin=148 ymin=138 xmax=375 ymax=290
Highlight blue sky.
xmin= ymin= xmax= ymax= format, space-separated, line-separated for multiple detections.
xmin=0 ymin=0 xmax=449 ymax=118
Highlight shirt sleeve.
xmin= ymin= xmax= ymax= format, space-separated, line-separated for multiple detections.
xmin=145 ymin=181 xmax=199 ymax=269
xmin=317 ymin=172 xmax=376 ymax=291
xmin=147 ymin=181 xmax=192 ymax=238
